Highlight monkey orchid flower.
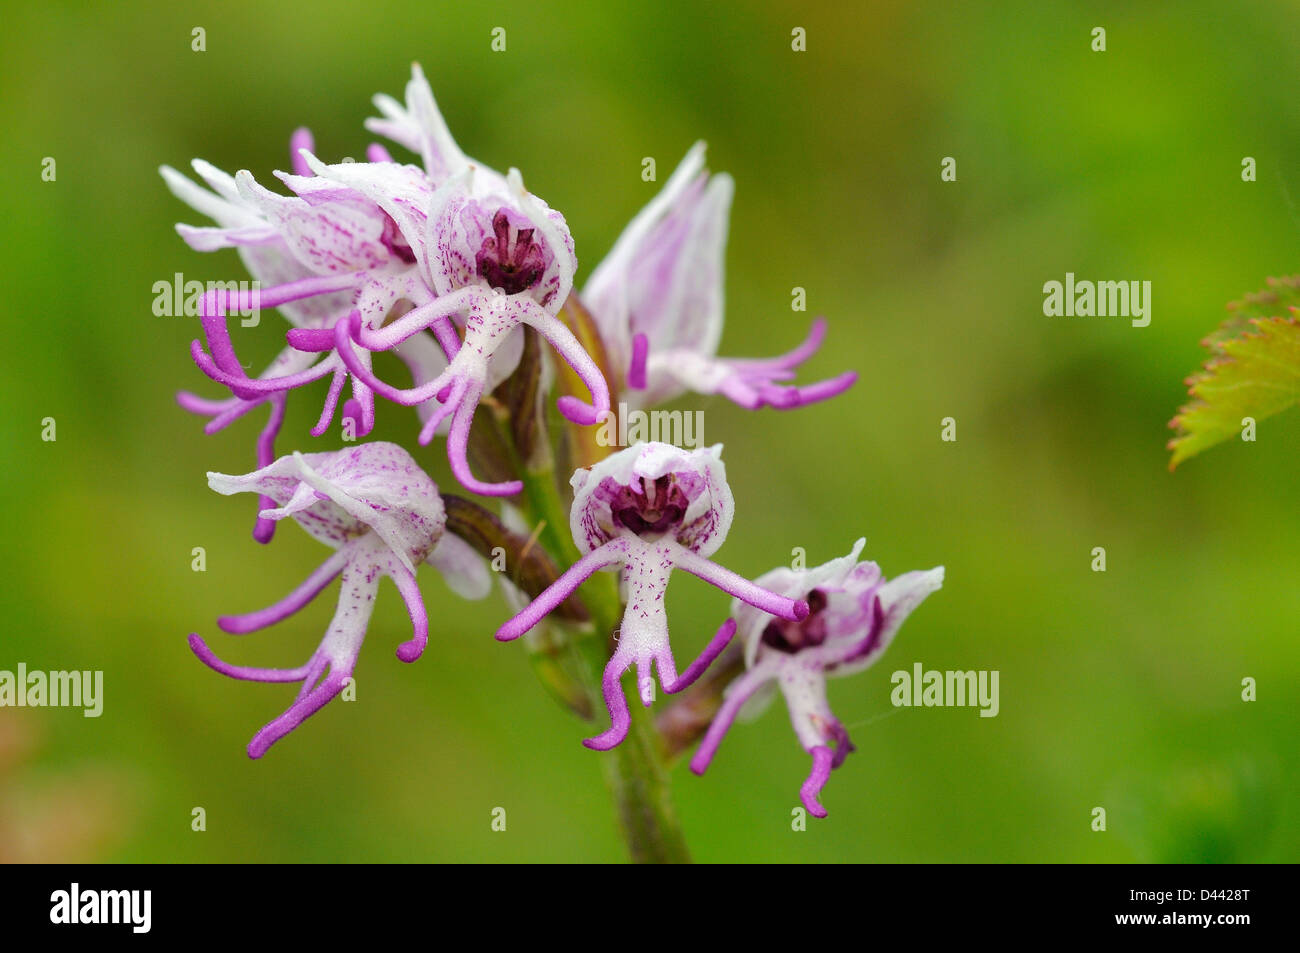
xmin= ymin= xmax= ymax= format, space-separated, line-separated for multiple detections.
xmin=164 ymin=128 xmax=449 ymax=538
xmin=494 ymin=442 xmax=808 ymax=751
xmin=689 ymin=538 xmax=943 ymax=817
xmin=306 ymin=64 xmax=608 ymax=495
xmin=330 ymin=164 xmax=610 ymax=496
xmin=166 ymin=64 xmax=608 ymax=505
xmin=582 ymin=142 xmax=857 ymax=411
xmin=187 ymin=443 xmax=489 ymax=758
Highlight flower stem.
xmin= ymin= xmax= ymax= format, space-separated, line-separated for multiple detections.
xmin=518 ymin=456 xmax=691 ymax=864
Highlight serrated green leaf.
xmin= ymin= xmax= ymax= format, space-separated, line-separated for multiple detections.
xmin=1168 ymin=310 xmax=1300 ymax=469
xmin=1205 ymin=275 xmax=1300 ymax=348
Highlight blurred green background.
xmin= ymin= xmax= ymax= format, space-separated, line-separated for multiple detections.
xmin=2 ymin=0 xmax=1297 ymax=863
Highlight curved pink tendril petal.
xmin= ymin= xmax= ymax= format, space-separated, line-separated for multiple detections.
xmin=800 ymin=746 xmax=834 ymax=818
xmin=188 ymin=633 xmax=315 ymax=683
xmin=494 ymin=541 xmax=626 ymax=641
xmin=388 ymin=562 xmax=429 ymax=662
xmin=286 ymin=327 xmax=336 ymax=352
xmin=727 ymin=317 xmax=829 ymax=371
xmin=671 ymin=549 xmax=808 ymax=621
xmin=351 ymin=287 xmax=476 ymax=353
xmin=206 ymin=397 xmax=271 ymax=434
xmin=194 ymin=272 xmax=358 ymax=380
xmin=445 ymin=378 xmax=524 ymax=496
xmin=583 ymin=654 xmax=632 ymax=750
xmin=334 ymin=312 xmax=449 ymax=406
xmin=176 ymin=391 xmax=238 ymax=416
xmin=758 ymin=370 xmax=859 ymax=411
xmin=689 ymin=666 xmax=768 ymax=775
xmin=662 ymin=618 xmax=737 ymax=694
xmin=252 ymin=393 xmax=288 ymax=544
xmin=523 ymin=309 xmax=610 ymax=425
xmin=628 ymin=332 xmax=649 ymax=390
xmin=290 ymin=128 xmax=315 ymax=177
xmin=190 ymin=339 xmax=337 ymax=399
xmin=415 ymin=375 xmax=466 ymax=445
xmin=246 ymin=661 xmax=349 ymax=759
xmin=218 ymin=550 xmax=350 ymax=634
xmin=429 ymin=315 xmax=462 ymax=361
xmin=311 ymin=368 xmax=349 ymax=435
xmin=340 ymin=397 xmax=367 ymax=437
xmin=827 ymin=719 xmax=856 ymax=769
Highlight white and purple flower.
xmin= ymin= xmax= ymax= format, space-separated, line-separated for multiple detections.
xmin=188 ymin=442 xmax=488 ymax=758
xmin=495 ymin=441 xmax=808 ymax=750
xmin=164 ymin=65 xmax=610 ymax=508
xmin=689 ymin=538 xmax=943 ymax=817
xmin=583 ymin=143 xmax=857 ymax=411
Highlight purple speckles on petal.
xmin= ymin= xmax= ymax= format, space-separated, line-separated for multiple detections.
xmin=500 ymin=443 xmax=800 ymax=751
xmin=581 ymin=142 xmax=856 ymax=413
xmin=570 ymin=443 xmax=733 ymax=557
xmin=694 ymin=539 xmax=943 ymax=818
xmin=189 ymin=444 xmax=479 ymax=756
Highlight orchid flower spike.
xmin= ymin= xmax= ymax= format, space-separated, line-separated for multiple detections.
xmin=494 ymin=442 xmax=808 ymax=752
xmin=164 ymin=64 xmax=608 ymax=506
xmin=689 ymin=538 xmax=943 ymax=818
xmin=163 ymin=126 xmax=453 ymax=537
xmin=187 ymin=442 xmax=489 ymax=758
xmin=583 ymin=142 xmax=857 ymax=411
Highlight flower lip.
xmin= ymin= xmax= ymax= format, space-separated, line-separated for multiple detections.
xmin=569 ymin=442 xmax=734 ymax=557
xmin=605 ymin=473 xmax=696 ymax=536
xmin=428 ymin=167 xmax=576 ymax=310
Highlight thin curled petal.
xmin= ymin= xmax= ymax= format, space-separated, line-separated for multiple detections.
xmin=671 ymin=548 xmax=808 ymax=621
xmin=524 ymin=308 xmax=611 ymax=425
xmin=334 ymin=311 xmax=451 ymax=406
xmin=289 ymin=128 xmax=315 ymax=177
xmin=445 ymin=378 xmax=524 ymax=495
xmin=352 ymin=286 xmax=475 ymax=352
xmin=583 ymin=651 xmax=633 ymax=751
xmin=800 ymin=746 xmax=834 ymax=818
xmin=217 ymin=549 xmax=350 ymax=634
xmin=195 ymin=273 xmax=360 ymax=380
xmin=188 ymin=633 xmax=315 ymax=683
xmin=494 ymin=540 xmax=626 ymax=641
xmin=688 ymin=665 xmax=772 ymax=775
xmin=662 ymin=618 xmax=737 ymax=694
xmin=726 ymin=317 xmax=829 ymax=371
xmin=252 ymin=394 xmax=288 ymax=544
xmin=388 ymin=561 xmax=429 ymax=662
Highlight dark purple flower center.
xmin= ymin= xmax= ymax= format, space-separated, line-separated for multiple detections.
xmin=762 ymin=588 xmax=829 ymax=653
xmin=608 ymin=474 xmax=692 ymax=535
xmin=477 ymin=210 xmax=545 ymax=294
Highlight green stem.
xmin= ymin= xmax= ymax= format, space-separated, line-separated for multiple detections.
xmin=518 ymin=457 xmax=690 ymax=864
